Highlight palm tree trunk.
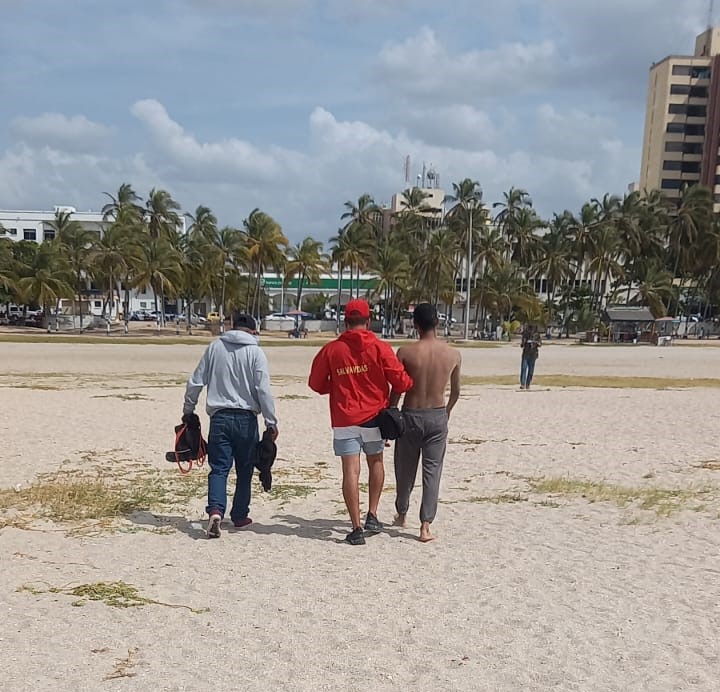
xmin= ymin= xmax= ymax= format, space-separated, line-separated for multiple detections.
xmin=220 ymin=269 xmax=226 ymax=334
xmin=55 ymin=297 xmax=60 ymax=332
xmin=124 ymin=285 xmax=130 ymax=335
xmin=335 ymin=263 xmax=342 ymax=335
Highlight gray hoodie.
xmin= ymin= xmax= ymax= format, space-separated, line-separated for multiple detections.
xmin=183 ymin=330 xmax=277 ymax=426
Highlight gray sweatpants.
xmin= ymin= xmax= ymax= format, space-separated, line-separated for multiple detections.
xmin=394 ymin=407 xmax=449 ymax=524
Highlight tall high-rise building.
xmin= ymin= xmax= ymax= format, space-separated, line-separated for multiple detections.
xmin=639 ymin=27 xmax=720 ymax=208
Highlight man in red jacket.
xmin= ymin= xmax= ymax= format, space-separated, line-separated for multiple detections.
xmin=309 ymin=299 xmax=413 ymax=545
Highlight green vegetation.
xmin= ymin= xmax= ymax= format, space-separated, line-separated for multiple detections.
xmin=461 ymin=374 xmax=720 ymax=389
xmin=528 ymin=477 xmax=712 ymax=517
xmin=3 ymin=180 xmax=719 ymax=340
xmin=18 ymin=581 xmax=207 ymax=613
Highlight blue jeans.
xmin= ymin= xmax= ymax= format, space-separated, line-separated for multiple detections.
xmin=520 ymin=357 xmax=537 ymax=388
xmin=206 ymin=410 xmax=258 ymax=521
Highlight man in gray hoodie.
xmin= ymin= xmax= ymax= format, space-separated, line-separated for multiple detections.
xmin=183 ymin=313 xmax=278 ymax=538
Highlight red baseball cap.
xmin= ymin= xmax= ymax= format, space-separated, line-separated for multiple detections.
xmin=345 ymin=299 xmax=370 ymax=319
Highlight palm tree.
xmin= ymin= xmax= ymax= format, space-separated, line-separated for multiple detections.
xmin=215 ymin=226 xmax=247 ymax=330
xmin=90 ymin=223 xmax=132 ymax=330
xmin=329 ymin=224 xmax=374 ymax=299
xmin=631 ymin=264 xmax=675 ymax=317
xmin=493 ymin=187 xmax=533 ymax=260
xmin=415 ymin=227 xmax=459 ymax=306
xmin=533 ymin=215 xmax=572 ymax=323
xmin=0 ymin=235 xmax=18 ymax=305
xmin=371 ymin=237 xmax=410 ymax=335
xmin=471 ymin=225 xmax=506 ymax=333
xmin=341 ymin=194 xmax=381 ymax=240
xmin=186 ymin=205 xmax=218 ymax=244
xmin=102 ymin=183 xmax=144 ymax=221
xmin=145 ymin=188 xmax=182 ymax=325
xmin=243 ymin=209 xmax=288 ymax=317
xmin=285 ymin=237 xmax=327 ymax=312
xmin=133 ymin=238 xmax=183 ymax=331
xmin=667 ymin=184 xmax=712 ymax=285
xmin=146 ymin=188 xmax=182 ymax=242
xmin=445 ymin=179 xmax=484 ymax=331
xmin=54 ymin=210 xmax=97 ymax=331
xmin=17 ymin=243 xmax=74 ymax=331
xmin=395 ymin=187 xmax=441 ymax=240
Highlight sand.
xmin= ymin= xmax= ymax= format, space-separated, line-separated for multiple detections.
xmin=1 ymin=340 xmax=719 ymax=691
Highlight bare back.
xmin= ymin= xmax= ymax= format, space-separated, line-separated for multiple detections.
xmin=397 ymin=337 xmax=461 ymax=410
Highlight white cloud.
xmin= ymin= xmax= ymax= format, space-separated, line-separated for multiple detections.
xmin=130 ymin=99 xmax=303 ymax=183
xmin=10 ymin=113 xmax=112 ymax=152
xmin=400 ymin=105 xmax=500 ymax=150
xmin=0 ymin=101 xmax=638 ymax=239
xmin=376 ymin=28 xmax=559 ymax=102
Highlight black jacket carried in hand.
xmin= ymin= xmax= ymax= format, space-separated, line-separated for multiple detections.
xmin=255 ymin=429 xmax=277 ymax=492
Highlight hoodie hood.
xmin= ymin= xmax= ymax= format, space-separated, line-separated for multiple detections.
xmin=338 ymin=328 xmax=378 ymax=349
xmin=220 ymin=329 xmax=259 ymax=346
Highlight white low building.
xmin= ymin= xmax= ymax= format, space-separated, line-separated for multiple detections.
xmin=1 ymin=206 xmax=185 ymax=319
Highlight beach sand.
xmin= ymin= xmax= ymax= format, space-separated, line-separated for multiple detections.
xmin=1 ymin=340 xmax=719 ymax=691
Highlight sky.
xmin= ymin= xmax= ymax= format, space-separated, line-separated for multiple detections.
xmin=0 ymin=0 xmax=714 ymax=242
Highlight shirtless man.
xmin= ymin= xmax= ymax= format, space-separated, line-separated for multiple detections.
xmin=389 ymin=303 xmax=461 ymax=542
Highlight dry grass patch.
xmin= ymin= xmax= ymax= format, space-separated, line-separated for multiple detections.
xmin=529 ymin=477 xmax=713 ymax=517
xmin=92 ymin=393 xmax=151 ymax=401
xmin=0 ymin=465 xmax=208 ymax=533
xmin=449 ymin=436 xmax=488 ymax=445
xmin=694 ymin=460 xmax=720 ymax=471
xmin=460 ymin=374 xmax=720 ymax=389
xmin=18 ymin=581 xmax=207 ymax=613
xmin=105 ymin=648 xmax=141 ymax=680
xmin=469 ymin=493 xmax=528 ymax=504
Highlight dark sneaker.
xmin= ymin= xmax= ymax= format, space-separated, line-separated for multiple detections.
xmin=364 ymin=512 xmax=384 ymax=535
xmin=345 ymin=527 xmax=366 ymax=545
xmin=207 ymin=514 xmax=222 ymax=539
xmin=233 ymin=517 xmax=253 ymax=528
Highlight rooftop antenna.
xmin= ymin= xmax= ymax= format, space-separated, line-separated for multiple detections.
xmin=404 ymin=155 xmax=410 ymax=186
xmin=709 ymin=0 xmax=715 ymax=29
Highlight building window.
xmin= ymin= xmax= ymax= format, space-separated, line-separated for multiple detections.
xmin=661 ymin=179 xmax=683 ymax=190
xmin=663 ymin=160 xmax=683 ymax=171
xmin=687 ymin=104 xmax=707 ymax=117
xmin=691 ymin=66 xmax=711 ymax=79
xmin=664 ymin=141 xmax=703 ymax=154
xmin=94 ymin=301 xmax=102 ymax=308
xmin=670 ymin=84 xmax=691 ymax=95
xmin=715 ymin=175 xmax=720 ymax=185
xmin=686 ymin=124 xmax=705 ymax=136
xmin=672 ymin=65 xmax=693 ymax=76
xmin=6 ymin=227 xmax=18 ymax=236
xmin=668 ymin=103 xmax=686 ymax=114
xmin=44 ymin=229 xmax=56 ymax=241
xmin=681 ymin=161 xmax=701 ymax=173
xmin=715 ymin=193 xmax=720 ymax=203
xmin=666 ymin=122 xmax=685 ymax=133
xmin=690 ymin=85 xmax=708 ymax=98
xmin=23 ymin=229 xmax=37 ymax=241
xmin=140 ymin=302 xmax=147 ymax=308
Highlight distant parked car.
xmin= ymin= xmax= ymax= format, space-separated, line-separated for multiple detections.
xmin=177 ymin=313 xmax=207 ymax=325
xmin=130 ymin=310 xmax=154 ymax=321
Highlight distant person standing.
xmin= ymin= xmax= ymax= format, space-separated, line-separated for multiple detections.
xmin=390 ymin=304 xmax=461 ymax=542
xmin=520 ymin=325 xmax=541 ymax=390
xmin=183 ymin=313 xmax=278 ymax=539
xmin=308 ymin=299 xmax=413 ymax=545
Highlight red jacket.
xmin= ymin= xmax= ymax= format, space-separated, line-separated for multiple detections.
xmin=308 ymin=329 xmax=413 ymax=427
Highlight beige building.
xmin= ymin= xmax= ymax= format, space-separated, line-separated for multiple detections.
xmin=640 ymin=28 xmax=720 ymax=208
